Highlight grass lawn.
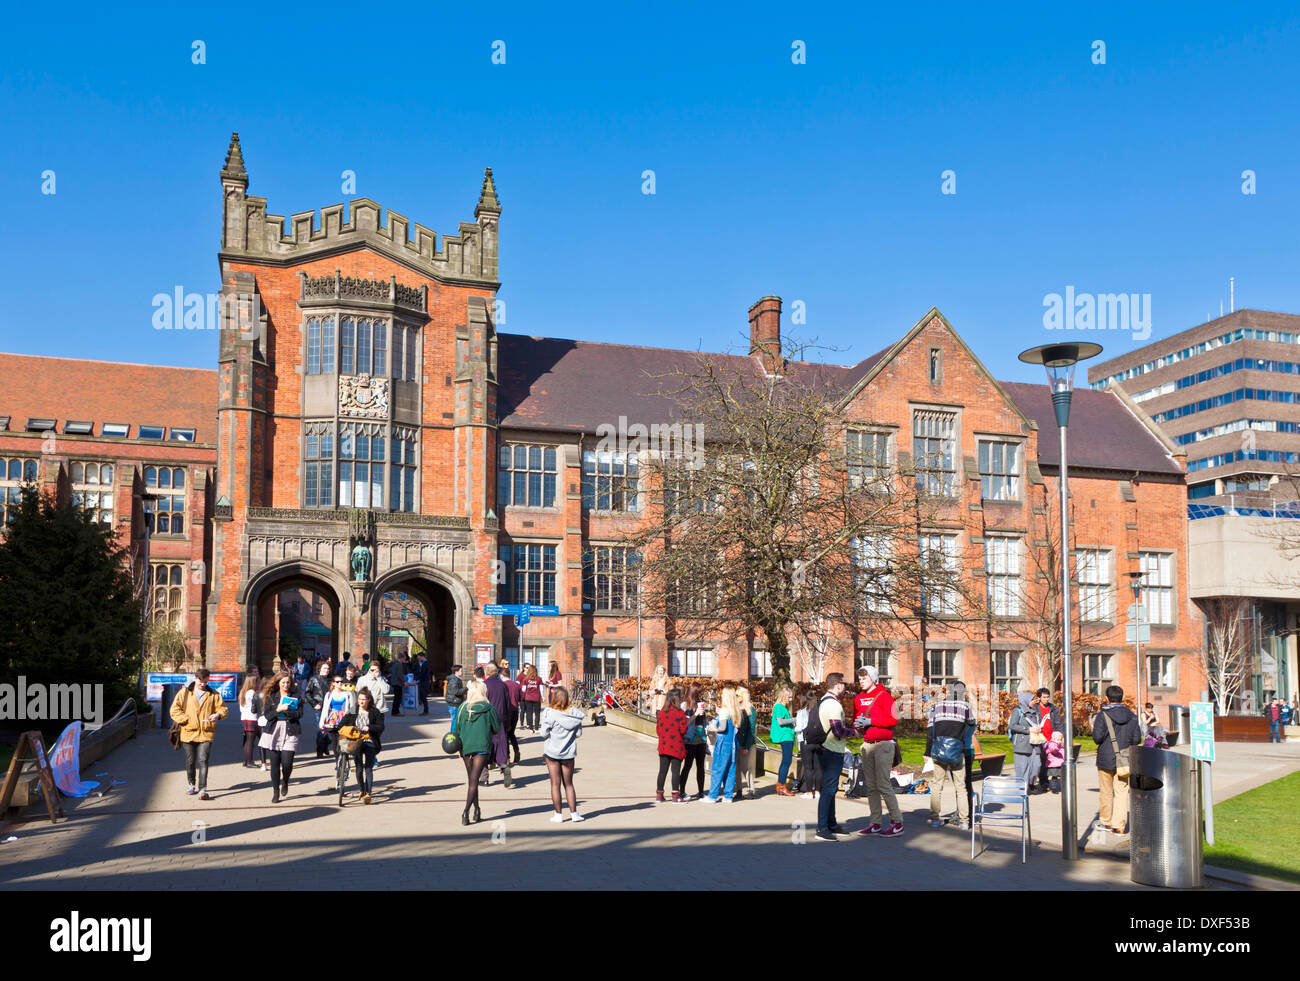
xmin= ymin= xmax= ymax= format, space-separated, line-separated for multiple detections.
xmin=1204 ymin=770 xmax=1300 ymax=885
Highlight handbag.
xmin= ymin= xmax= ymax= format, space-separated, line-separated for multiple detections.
xmin=1102 ymin=711 xmax=1131 ymax=779
xmin=892 ymin=739 xmax=902 ymax=768
xmin=168 ymin=688 xmax=186 ymax=750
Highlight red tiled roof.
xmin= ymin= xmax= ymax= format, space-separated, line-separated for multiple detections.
xmin=498 ymin=334 xmax=1182 ymax=476
xmin=0 ymin=354 xmax=219 ymax=444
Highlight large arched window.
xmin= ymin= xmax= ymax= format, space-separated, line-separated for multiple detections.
xmin=144 ymin=466 xmax=186 ymax=534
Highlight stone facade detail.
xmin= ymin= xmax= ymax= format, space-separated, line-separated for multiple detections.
xmin=339 ymin=374 xmax=389 ymax=418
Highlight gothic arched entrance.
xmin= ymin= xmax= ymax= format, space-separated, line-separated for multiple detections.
xmin=238 ymin=560 xmax=353 ymax=674
xmin=369 ymin=563 xmax=472 ymax=682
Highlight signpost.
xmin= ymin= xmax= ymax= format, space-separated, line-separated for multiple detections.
xmin=1126 ymin=602 xmax=1150 ymax=733
xmin=482 ymin=605 xmax=560 ymax=667
xmin=1190 ymin=701 xmax=1216 ymax=845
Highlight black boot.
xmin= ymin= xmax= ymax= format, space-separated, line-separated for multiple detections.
xmin=503 ymin=766 xmax=513 ymax=788
xmin=472 ymin=803 xmax=481 ymax=823
xmin=461 ymin=807 xmax=471 ymax=826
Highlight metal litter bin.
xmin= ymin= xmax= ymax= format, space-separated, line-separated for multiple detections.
xmin=160 ymin=682 xmax=186 ymax=727
xmin=1165 ymin=705 xmax=1188 ymax=746
xmin=1129 ymin=746 xmax=1202 ymax=888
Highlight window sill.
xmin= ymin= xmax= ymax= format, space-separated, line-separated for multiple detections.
xmin=981 ymin=499 xmax=1024 ymax=507
xmin=503 ymin=506 xmax=561 ymax=515
xmin=584 ymin=509 xmax=643 ymax=517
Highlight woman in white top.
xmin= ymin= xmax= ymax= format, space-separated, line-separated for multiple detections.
xmin=238 ymin=672 xmax=265 ymax=769
xmin=649 ymin=664 xmax=670 ymax=717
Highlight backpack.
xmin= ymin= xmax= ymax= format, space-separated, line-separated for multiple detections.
xmin=931 ymin=734 xmax=965 ymax=770
xmin=802 ymin=696 xmax=834 ymax=748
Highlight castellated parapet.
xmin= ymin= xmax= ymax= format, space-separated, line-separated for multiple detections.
xmin=217 ymin=133 xmax=500 ymax=287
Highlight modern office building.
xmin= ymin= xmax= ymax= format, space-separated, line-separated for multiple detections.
xmin=1090 ymin=309 xmax=1300 ymax=707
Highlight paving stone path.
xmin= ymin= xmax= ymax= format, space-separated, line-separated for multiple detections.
xmin=4 ymin=702 xmax=1288 ymax=890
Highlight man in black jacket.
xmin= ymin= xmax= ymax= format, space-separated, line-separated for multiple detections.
xmin=414 ymin=653 xmax=431 ymax=715
xmin=1091 ymin=685 xmax=1140 ymax=835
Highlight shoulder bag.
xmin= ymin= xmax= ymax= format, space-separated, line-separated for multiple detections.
xmin=1102 ymin=710 xmax=1131 ymax=779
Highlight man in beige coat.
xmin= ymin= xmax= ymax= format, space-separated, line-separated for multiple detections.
xmin=169 ymin=668 xmax=228 ymax=800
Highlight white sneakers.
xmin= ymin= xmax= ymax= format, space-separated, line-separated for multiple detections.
xmin=549 ymin=811 xmax=585 ymax=822
xmin=569 ymin=812 xmax=585 ymax=822
xmin=549 ymin=812 xmax=565 ymax=823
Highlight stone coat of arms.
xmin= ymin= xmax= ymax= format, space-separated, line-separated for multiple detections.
xmin=339 ymin=373 xmax=390 ymax=418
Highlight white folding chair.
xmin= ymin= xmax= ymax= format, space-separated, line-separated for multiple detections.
xmin=971 ymin=774 xmax=1032 ymax=863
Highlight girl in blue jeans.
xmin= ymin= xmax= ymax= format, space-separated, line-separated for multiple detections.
xmin=706 ymin=688 xmax=740 ymax=802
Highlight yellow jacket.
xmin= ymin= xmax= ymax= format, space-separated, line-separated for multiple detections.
xmin=169 ymin=682 xmax=229 ymax=743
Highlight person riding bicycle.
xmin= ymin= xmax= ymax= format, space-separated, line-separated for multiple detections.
xmin=338 ymin=688 xmax=384 ymax=804
xmin=320 ymin=675 xmax=357 ymax=791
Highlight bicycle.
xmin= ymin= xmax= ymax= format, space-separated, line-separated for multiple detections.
xmin=335 ymin=729 xmax=363 ymax=807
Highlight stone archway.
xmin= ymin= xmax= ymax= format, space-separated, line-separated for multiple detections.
xmin=238 ymin=559 xmax=355 ymax=673
xmin=369 ymin=563 xmax=473 ymax=682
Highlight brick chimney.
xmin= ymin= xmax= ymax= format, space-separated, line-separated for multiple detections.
xmin=748 ymin=295 xmax=783 ymax=375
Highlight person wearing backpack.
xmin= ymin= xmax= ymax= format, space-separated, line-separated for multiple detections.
xmin=854 ymin=665 xmax=903 ymax=838
xmin=806 ymin=673 xmax=856 ymax=841
xmin=925 ymin=681 xmax=976 ymax=829
xmin=1092 ymin=685 xmax=1140 ymax=835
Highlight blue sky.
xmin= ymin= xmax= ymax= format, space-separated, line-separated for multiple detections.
xmin=2 ymin=2 xmax=1299 ymax=384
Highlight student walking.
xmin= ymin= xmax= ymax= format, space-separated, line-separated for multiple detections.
xmin=732 ymin=687 xmax=757 ymax=800
xmin=445 ymin=664 xmax=467 ymax=734
xmin=340 ymin=688 xmax=385 ymax=804
xmin=855 ymin=665 xmax=903 ymax=838
xmin=648 ymin=664 xmax=670 ymax=717
xmin=169 ymin=668 xmax=228 ymax=800
xmin=415 ymin=653 xmax=431 ymax=714
xmin=483 ymin=663 xmax=515 ymax=786
xmin=705 ymin=688 xmax=739 ymax=803
xmin=520 ymin=664 xmax=543 ymax=731
xmin=544 ymin=661 xmax=563 ymax=703
xmin=541 ymin=686 xmax=586 ymax=822
xmin=455 ymin=680 xmax=500 ymax=825
xmin=259 ymin=673 xmax=303 ymax=803
xmin=388 ymin=654 xmax=408 ymax=716
xmin=655 ymin=688 xmax=689 ymax=802
xmin=680 ymin=685 xmax=709 ymax=800
xmin=769 ymin=687 xmax=797 ymax=795
xmin=502 ymin=665 xmax=523 ymax=765
xmin=305 ymin=661 xmax=333 ymax=757
xmin=357 ymin=660 xmax=392 ymax=714
xmin=238 ymin=673 xmax=266 ymax=769
xmin=320 ymin=675 xmax=357 ymax=788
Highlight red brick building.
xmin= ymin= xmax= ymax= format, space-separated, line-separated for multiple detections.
xmin=1 ymin=134 xmax=1207 ymax=711
xmin=0 ymin=355 xmax=217 ymax=658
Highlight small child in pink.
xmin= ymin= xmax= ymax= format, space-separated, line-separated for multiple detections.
xmin=1044 ymin=730 xmax=1066 ymax=794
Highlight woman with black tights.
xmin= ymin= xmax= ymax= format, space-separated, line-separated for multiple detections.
xmin=455 ymin=679 xmax=500 ymax=825
xmin=259 ymin=673 xmax=302 ymax=803
xmin=679 ymin=685 xmax=709 ymax=800
xmin=655 ymin=688 xmax=689 ymax=802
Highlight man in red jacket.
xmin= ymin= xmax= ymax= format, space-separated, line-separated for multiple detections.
xmin=853 ymin=665 xmax=903 ymax=837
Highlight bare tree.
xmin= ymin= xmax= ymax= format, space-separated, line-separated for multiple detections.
xmin=980 ymin=483 xmax=1107 ymax=693
xmin=1194 ymin=595 xmax=1256 ymax=715
xmin=621 ymin=343 xmax=984 ymax=681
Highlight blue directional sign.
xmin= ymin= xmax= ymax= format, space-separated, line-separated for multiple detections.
xmin=483 ymin=604 xmax=524 ymax=616
xmin=525 ymin=605 xmax=559 ymax=616
xmin=515 ymin=609 xmax=530 ymax=626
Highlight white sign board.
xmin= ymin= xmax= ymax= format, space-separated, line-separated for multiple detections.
xmin=1189 ymin=701 xmax=1215 ymax=762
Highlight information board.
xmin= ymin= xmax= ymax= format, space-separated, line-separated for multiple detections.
xmin=1189 ymin=701 xmax=1215 ymax=762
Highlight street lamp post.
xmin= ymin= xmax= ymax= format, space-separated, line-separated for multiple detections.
xmin=137 ymin=492 xmax=159 ymax=695
xmin=1128 ymin=570 xmax=1145 ymax=735
xmin=1019 ymin=341 xmax=1102 ymax=861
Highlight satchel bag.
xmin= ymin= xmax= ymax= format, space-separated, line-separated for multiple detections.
xmin=168 ymin=688 xmax=187 ymax=750
xmin=931 ymin=734 xmax=965 ymax=770
xmin=1102 ymin=711 xmax=1131 ymax=779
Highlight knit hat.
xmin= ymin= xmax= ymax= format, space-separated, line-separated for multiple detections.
xmin=860 ymin=665 xmax=879 ymax=686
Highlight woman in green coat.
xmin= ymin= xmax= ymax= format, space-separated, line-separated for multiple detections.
xmin=456 ymin=679 xmax=500 ymax=825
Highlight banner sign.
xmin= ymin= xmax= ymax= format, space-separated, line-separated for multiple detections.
xmin=146 ymin=673 xmax=189 ymax=701
xmin=50 ymin=721 xmax=99 ymax=798
xmin=147 ymin=672 xmax=236 ymax=701
xmin=475 ymin=642 xmax=495 ymax=665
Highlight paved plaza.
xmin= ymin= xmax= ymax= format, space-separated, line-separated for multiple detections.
xmin=2 ymin=702 xmax=1295 ymax=890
